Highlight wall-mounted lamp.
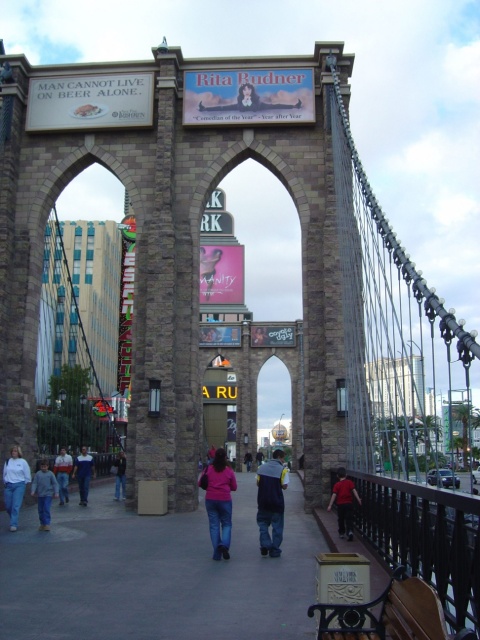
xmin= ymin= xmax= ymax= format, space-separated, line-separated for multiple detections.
xmin=336 ymin=379 xmax=347 ymax=417
xmin=243 ymin=433 xmax=249 ymax=445
xmin=58 ymin=389 xmax=67 ymax=402
xmin=148 ymin=380 xmax=161 ymax=417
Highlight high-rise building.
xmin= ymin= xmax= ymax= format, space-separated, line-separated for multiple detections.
xmin=366 ymin=355 xmax=425 ymax=419
xmin=37 ymin=220 xmax=122 ymax=401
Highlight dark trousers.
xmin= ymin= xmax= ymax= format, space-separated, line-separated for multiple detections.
xmin=337 ymin=502 xmax=353 ymax=535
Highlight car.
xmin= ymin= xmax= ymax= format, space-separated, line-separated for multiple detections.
xmin=427 ymin=469 xmax=460 ymax=489
xmin=472 ymin=469 xmax=480 ymax=484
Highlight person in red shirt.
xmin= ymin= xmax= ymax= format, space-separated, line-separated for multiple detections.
xmin=327 ymin=467 xmax=362 ymax=541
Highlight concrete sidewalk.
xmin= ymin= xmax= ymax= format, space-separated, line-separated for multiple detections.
xmin=0 ymin=472 xmax=329 ymax=640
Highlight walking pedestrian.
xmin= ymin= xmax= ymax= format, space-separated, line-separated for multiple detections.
xmin=54 ymin=446 xmax=73 ymax=505
xmin=112 ymin=451 xmax=127 ymax=501
xmin=198 ymin=448 xmax=237 ymax=561
xmin=3 ymin=445 xmax=32 ymax=532
xmin=327 ymin=466 xmax=362 ymax=541
xmin=255 ymin=450 xmax=264 ymax=467
xmin=31 ymin=459 xmax=59 ymax=531
xmin=256 ymin=449 xmax=289 ymax=558
xmin=71 ymin=447 xmax=96 ymax=506
xmin=243 ymin=451 xmax=253 ymax=472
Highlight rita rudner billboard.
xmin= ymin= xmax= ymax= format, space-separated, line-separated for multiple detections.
xmin=184 ymin=68 xmax=315 ymax=126
xmin=26 ymin=72 xmax=154 ymax=131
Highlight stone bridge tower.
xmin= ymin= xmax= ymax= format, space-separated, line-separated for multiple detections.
xmin=0 ymin=42 xmax=354 ymax=512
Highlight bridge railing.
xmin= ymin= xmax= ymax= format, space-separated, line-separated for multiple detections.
xmin=349 ymin=471 xmax=480 ymax=636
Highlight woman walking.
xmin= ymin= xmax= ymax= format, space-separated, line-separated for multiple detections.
xmin=198 ymin=448 xmax=237 ymax=561
xmin=3 ymin=445 xmax=32 ymax=532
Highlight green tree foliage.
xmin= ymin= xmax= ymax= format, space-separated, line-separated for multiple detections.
xmin=36 ymin=365 xmax=106 ymax=454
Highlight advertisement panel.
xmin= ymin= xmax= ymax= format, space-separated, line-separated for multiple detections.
xmin=200 ymin=325 xmax=242 ymax=347
xmin=26 ymin=72 xmax=154 ymax=131
xmin=251 ymin=325 xmax=296 ymax=347
xmin=200 ymin=245 xmax=244 ymax=305
xmin=184 ymin=68 xmax=315 ymax=126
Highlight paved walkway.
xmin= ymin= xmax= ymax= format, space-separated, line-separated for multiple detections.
xmin=0 ymin=473 xmax=331 ymax=640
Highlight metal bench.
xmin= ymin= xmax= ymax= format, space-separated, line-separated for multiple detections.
xmin=307 ymin=566 xmax=476 ymax=640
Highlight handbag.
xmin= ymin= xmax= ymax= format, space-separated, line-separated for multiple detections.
xmin=110 ymin=465 xmax=118 ymax=476
xmin=199 ymin=466 xmax=208 ymax=490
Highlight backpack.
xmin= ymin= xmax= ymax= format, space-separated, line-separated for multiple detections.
xmin=199 ymin=466 xmax=209 ymax=490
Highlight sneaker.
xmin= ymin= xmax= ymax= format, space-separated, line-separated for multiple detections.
xmin=260 ymin=547 xmax=269 ymax=557
xmin=339 ymin=534 xmax=345 ymax=539
xmin=218 ymin=545 xmax=230 ymax=560
xmin=347 ymin=532 xmax=354 ymax=541
xmin=79 ymin=501 xmax=84 ymax=505
xmin=9 ymin=526 xmax=17 ymax=532
xmin=38 ymin=525 xmax=45 ymax=531
xmin=59 ymin=502 xmax=65 ymax=506
xmin=43 ymin=525 xmax=51 ymax=531
xmin=114 ymin=498 xmax=119 ymax=501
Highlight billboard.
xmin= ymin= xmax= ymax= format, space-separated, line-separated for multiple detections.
xmin=200 ymin=325 xmax=242 ymax=347
xmin=251 ymin=325 xmax=295 ymax=347
xmin=200 ymin=245 xmax=244 ymax=305
xmin=26 ymin=72 xmax=154 ymax=132
xmin=184 ymin=69 xmax=315 ymax=126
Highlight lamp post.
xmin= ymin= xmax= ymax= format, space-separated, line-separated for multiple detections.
xmin=58 ymin=389 xmax=67 ymax=455
xmin=79 ymin=394 xmax=87 ymax=450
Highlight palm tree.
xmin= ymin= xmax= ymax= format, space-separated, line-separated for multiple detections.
xmin=451 ymin=403 xmax=480 ymax=468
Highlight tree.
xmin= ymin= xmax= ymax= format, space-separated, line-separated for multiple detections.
xmin=37 ymin=364 xmax=96 ymax=453
xmin=451 ymin=403 xmax=480 ymax=469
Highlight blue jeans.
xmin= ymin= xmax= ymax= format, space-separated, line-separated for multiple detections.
xmin=78 ymin=476 xmax=91 ymax=503
xmin=257 ymin=509 xmax=284 ymax=557
xmin=205 ymin=499 xmax=233 ymax=560
xmin=38 ymin=496 xmax=53 ymax=525
xmin=4 ymin=482 xmax=26 ymax=528
xmin=56 ymin=472 xmax=70 ymax=503
xmin=115 ymin=474 xmax=126 ymax=499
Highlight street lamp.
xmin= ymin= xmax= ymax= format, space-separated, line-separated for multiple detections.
xmin=79 ymin=394 xmax=87 ymax=449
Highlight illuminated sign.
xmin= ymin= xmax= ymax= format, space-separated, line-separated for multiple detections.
xmin=184 ymin=68 xmax=315 ymax=127
xmin=202 ymin=385 xmax=238 ymax=403
xmin=117 ymin=215 xmax=136 ymax=395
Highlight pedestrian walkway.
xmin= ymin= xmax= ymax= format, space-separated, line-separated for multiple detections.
xmin=0 ymin=472 xmax=329 ymax=640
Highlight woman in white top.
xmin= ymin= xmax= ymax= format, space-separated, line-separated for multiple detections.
xmin=3 ymin=445 xmax=32 ymax=532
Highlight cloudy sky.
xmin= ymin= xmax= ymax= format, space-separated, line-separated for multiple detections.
xmin=3 ymin=0 xmax=479 ymax=434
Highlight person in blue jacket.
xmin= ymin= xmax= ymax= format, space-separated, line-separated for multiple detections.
xmin=71 ymin=447 xmax=96 ymax=506
xmin=256 ymin=449 xmax=289 ymax=558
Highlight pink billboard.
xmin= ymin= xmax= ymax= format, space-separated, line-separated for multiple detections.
xmin=200 ymin=245 xmax=244 ymax=305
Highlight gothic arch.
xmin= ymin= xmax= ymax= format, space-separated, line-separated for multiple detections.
xmin=188 ymin=139 xmax=310 ymax=236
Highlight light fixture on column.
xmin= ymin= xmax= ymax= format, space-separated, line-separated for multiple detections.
xmin=336 ymin=379 xmax=347 ymax=417
xmin=148 ymin=380 xmax=161 ymax=417
xmin=243 ymin=433 xmax=249 ymax=445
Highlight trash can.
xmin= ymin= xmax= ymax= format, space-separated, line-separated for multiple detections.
xmin=137 ymin=480 xmax=168 ymax=515
xmin=316 ymin=553 xmax=370 ymax=603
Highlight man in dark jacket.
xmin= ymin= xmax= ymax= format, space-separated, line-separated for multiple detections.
xmin=256 ymin=449 xmax=289 ymax=558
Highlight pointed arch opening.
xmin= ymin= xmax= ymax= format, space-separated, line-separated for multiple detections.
xmin=257 ymin=356 xmax=292 ymax=460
